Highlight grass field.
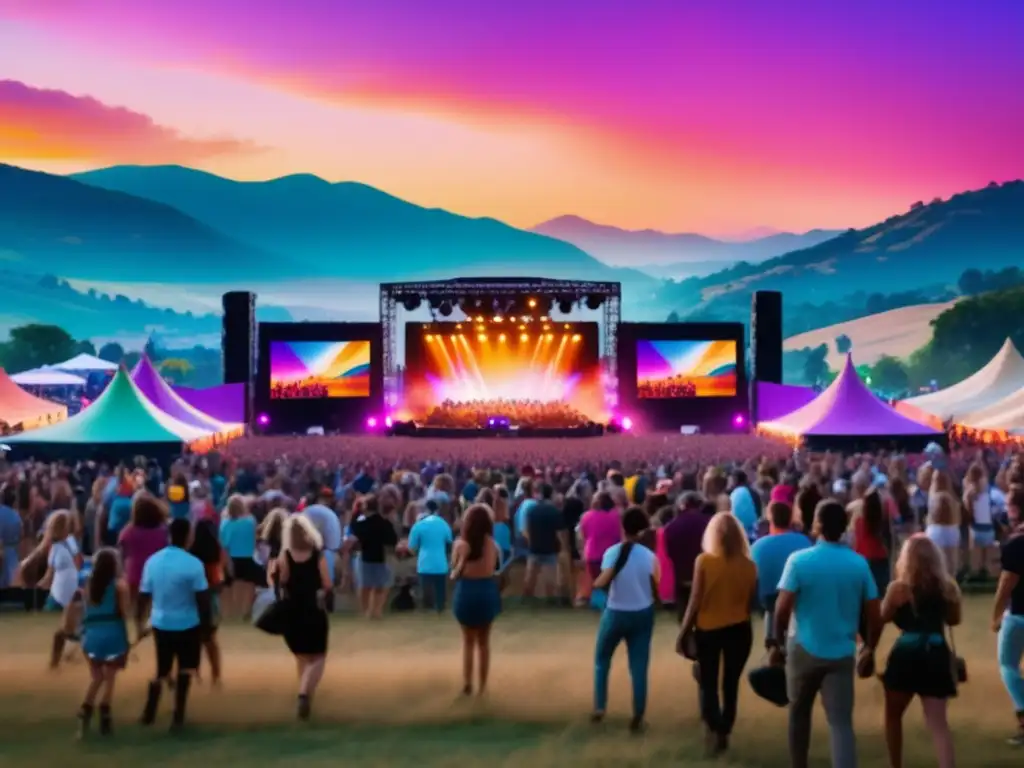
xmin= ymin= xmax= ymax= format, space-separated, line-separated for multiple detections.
xmin=0 ymin=597 xmax=1019 ymax=767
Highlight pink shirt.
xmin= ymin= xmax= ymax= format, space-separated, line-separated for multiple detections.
xmin=579 ymin=509 xmax=622 ymax=563
xmin=655 ymin=527 xmax=676 ymax=604
xmin=119 ymin=524 xmax=168 ymax=587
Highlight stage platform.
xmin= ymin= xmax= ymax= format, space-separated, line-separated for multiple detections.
xmin=392 ymin=424 xmax=607 ymax=438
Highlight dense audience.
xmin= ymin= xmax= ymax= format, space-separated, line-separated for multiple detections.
xmin=422 ymin=398 xmax=593 ymax=428
xmin=637 ymin=376 xmax=698 ymax=398
xmin=1 ymin=434 xmax=1023 ymax=761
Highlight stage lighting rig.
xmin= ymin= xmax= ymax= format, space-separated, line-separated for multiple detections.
xmin=586 ymin=294 xmax=605 ymax=310
xmin=402 ymin=294 xmax=422 ymax=312
xmin=557 ymin=296 xmax=576 ymax=315
xmin=439 ymin=300 xmax=453 ymax=316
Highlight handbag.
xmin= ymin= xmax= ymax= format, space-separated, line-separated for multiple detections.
xmin=947 ymin=624 xmax=968 ymax=685
xmin=676 ymin=628 xmax=698 ymax=660
xmin=254 ymin=598 xmax=288 ymax=635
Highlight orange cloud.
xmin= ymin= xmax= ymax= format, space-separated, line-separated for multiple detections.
xmin=0 ymin=79 xmax=261 ymax=163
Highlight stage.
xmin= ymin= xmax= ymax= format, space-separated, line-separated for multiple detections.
xmin=389 ymin=423 xmax=608 ymax=439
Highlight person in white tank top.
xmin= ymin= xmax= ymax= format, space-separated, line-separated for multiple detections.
xmin=963 ymin=463 xmax=997 ymax=580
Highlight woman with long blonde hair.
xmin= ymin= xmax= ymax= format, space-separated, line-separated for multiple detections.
xmin=219 ymin=494 xmax=259 ymax=618
xmin=678 ymin=512 xmax=757 ymax=756
xmin=275 ymin=514 xmax=331 ymax=720
xmin=879 ymin=534 xmax=961 ymax=768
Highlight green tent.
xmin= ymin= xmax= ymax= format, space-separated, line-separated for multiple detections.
xmin=3 ymin=368 xmax=212 ymax=445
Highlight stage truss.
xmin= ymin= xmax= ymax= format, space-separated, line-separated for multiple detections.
xmin=379 ymin=277 xmax=621 ymax=403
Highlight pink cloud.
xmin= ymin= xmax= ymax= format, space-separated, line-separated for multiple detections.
xmin=0 ymin=79 xmax=260 ymax=163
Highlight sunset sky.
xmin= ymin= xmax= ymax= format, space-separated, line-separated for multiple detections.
xmin=1 ymin=1 xmax=1021 ymax=235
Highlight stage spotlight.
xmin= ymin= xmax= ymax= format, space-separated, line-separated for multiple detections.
xmin=540 ymin=315 xmax=549 ymax=321
xmin=425 ymin=334 xmax=434 ymax=342
xmin=586 ymin=294 xmax=605 ymax=310
xmin=520 ymin=333 xmax=529 ymax=342
xmin=498 ymin=333 xmax=507 ymax=342
xmin=439 ymin=300 xmax=453 ymax=316
xmin=510 ymin=316 xmax=517 ymax=322
xmin=621 ymin=416 xmax=634 ymax=431
xmin=476 ymin=315 xmax=484 ymax=322
xmin=477 ymin=333 xmax=487 ymax=342
xmin=493 ymin=315 xmax=503 ymax=323
xmin=456 ymin=323 xmax=463 ymax=329
xmin=477 ymin=324 xmax=485 ymax=331
xmin=256 ymin=413 xmax=270 ymax=427
xmin=564 ymin=323 xmax=571 ymax=330
xmin=572 ymin=334 xmax=581 ymax=342
xmin=366 ymin=416 xmax=378 ymax=429
xmin=546 ymin=333 xmax=554 ymax=341
xmin=402 ymin=294 xmax=422 ymax=312
xmin=543 ymin=324 xmax=551 ymax=331
xmin=449 ymin=334 xmax=457 ymax=341
xmin=733 ymin=413 xmax=747 ymax=429
xmin=528 ymin=298 xmax=537 ymax=308
xmin=519 ymin=324 xmax=526 ymax=330
xmin=384 ymin=416 xmax=394 ymax=428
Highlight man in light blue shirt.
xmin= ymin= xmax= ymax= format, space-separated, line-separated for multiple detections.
xmin=303 ymin=491 xmax=343 ymax=597
xmin=138 ymin=519 xmax=211 ymax=732
xmin=772 ymin=500 xmax=880 ymax=768
xmin=750 ymin=500 xmax=811 ymax=641
xmin=408 ymin=508 xmax=453 ymax=612
xmin=728 ymin=470 xmax=759 ymax=539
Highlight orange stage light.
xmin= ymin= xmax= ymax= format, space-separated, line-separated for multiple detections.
xmin=477 ymin=333 xmax=487 ymax=342
xmin=493 ymin=316 xmax=503 ymax=323
xmin=498 ymin=333 xmax=507 ymax=342
xmin=476 ymin=315 xmax=484 ymax=322
xmin=426 ymin=334 xmax=434 ymax=342
xmin=541 ymin=316 xmax=549 ymax=321
xmin=572 ymin=334 xmax=581 ymax=342
xmin=520 ymin=333 xmax=529 ymax=342
xmin=528 ymin=299 xmax=537 ymax=308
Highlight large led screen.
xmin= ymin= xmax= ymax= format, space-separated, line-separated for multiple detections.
xmin=635 ymin=340 xmax=738 ymax=398
xmin=269 ymin=340 xmax=371 ymax=399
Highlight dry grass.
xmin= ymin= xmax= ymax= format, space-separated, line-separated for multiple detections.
xmin=0 ymin=598 xmax=1019 ymax=766
xmin=783 ymin=300 xmax=958 ymax=369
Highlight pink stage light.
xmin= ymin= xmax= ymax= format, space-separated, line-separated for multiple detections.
xmin=621 ymin=416 xmax=633 ymax=431
xmin=366 ymin=416 xmax=378 ymax=429
xmin=256 ymin=413 xmax=270 ymax=426
xmin=733 ymin=413 xmax=746 ymax=428
xmin=384 ymin=416 xmax=393 ymax=428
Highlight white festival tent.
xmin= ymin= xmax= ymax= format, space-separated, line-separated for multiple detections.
xmin=960 ymin=386 xmax=1024 ymax=432
xmin=10 ymin=369 xmax=88 ymax=387
xmin=898 ymin=339 xmax=1024 ymax=425
xmin=45 ymin=353 xmax=119 ymax=373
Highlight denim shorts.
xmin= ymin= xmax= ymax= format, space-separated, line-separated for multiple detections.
xmin=926 ymin=524 xmax=961 ymax=549
xmin=358 ymin=560 xmax=391 ymax=590
xmin=971 ymin=524 xmax=996 ymax=548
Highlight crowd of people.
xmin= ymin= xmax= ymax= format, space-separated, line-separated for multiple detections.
xmin=421 ymin=399 xmax=594 ymax=429
xmin=270 ymin=380 xmax=330 ymax=399
xmin=637 ymin=376 xmax=699 ymax=398
xmin=0 ymin=435 xmax=1023 ymax=765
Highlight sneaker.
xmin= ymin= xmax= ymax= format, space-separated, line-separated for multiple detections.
xmin=1007 ymin=731 xmax=1024 ymax=747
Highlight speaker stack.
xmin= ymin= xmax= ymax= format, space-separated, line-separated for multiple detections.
xmin=751 ymin=290 xmax=783 ymax=423
xmin=222 ymin=291 xmax=256 ymax=429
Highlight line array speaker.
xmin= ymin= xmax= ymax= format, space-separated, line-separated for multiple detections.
xmin=751 ymin=290 xmax=783 ymax=385
xmin=222 ymin=291 xmax=256 ymax=426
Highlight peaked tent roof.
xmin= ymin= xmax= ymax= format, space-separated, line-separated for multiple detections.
xmin=760 ymin=355 xmax=941 ymax=437
xmin=961 ymin=384 xmax=1024 ymax=431
xmin=899 ymin=339 xmax=1024 ymax=421
xmin=0 ymin=368 xmax=67 ymax=429
xmin=46 ymin=353 xmax=119 ymax=373
xmin=131 ymin=357 xmax=240 ymax=433
xmin=10 ymin=369 xmax=87 ymax=387
xmin=174 ymin=383 xmax=245 ymax=424
xmin=3 ymin=368 xmax=212 ymax=445
xmin=755 ymin=382 xmax=817 ymax=423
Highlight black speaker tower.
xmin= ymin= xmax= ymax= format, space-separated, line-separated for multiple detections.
xmin=751 ymin=290 xmax=783 ymax=423
xmin=222 ymin=291 xmax=256 ymax=428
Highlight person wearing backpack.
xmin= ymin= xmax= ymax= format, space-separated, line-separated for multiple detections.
xmin=590 ymin=506 xmax=659 ymax=734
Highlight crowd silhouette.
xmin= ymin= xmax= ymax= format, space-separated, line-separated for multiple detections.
xmin=422 ymin=399 xmax=592 ymax=429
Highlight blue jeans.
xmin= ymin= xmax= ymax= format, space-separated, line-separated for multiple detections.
xmin=593 ymin=605 xmax=655 ymax=719
xmin=420 ymin=573 xmax=447 ymax=613
xmin=999 ymin=613 xmax=1024 ymax=712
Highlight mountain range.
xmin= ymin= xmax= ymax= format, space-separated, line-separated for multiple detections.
xmin=70 ymin=166 xmax=651 ymax=287
xmin=531 ymin=214 xmax=840 ymax=276
xmin=657 ymin=180 xmax=1024 ymax=320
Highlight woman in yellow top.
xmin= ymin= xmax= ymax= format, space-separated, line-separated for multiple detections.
xmin=678 ymin=512 xmax=757 ymax=756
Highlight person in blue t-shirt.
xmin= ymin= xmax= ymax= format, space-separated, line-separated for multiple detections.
xmin=727 ymin=470 xmax=759 ymax=540
xmin=137 ymin=519 xmax=211 ymax=732
xmin=408 ymin=504 xmax=454 ymax=612
xmin=771 ymin=500 xmax=880 ymax=768
xmin=750 ymin=499 xmax=811 ymax=642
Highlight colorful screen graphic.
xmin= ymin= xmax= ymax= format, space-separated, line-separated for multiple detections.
xmin=269 ymin=341 xmax=371 ymax=399
xmin=402 ymin=323 xmax=605 ymax=425
xmin=636 ymin=340 xmax=738 ymax=398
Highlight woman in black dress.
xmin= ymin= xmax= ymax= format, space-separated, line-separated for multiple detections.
xmin=272 ymin=515 xmax=331 ymax=720
xmin=879 ymin=533 xmax=961 ymax=768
